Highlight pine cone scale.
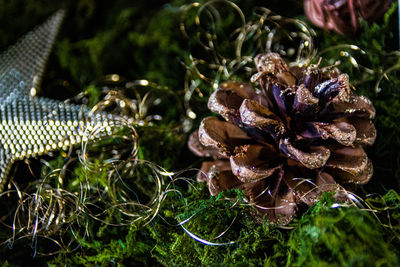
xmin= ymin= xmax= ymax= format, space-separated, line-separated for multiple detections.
xmin=293 ymin=85 xmax=319 ymax=115
xmin=198 ymin=117 xmax=251 ymax=156
xmin=301 ymin=121 xmax=357 ymax=146
xmin=325 ymin=146 xmax=373 ymax=184
xmin=208 ymin=81 xmax=257 ymax=120
xmin=239 ymin=99 xmax=286 ymax=139
xmin=347 ymin=118 xmax=376 ymax=145
xmin=279 ymin=139 xmax=331 ymax=169
xmin=324 ymin=94 xmax=376 ymax=119
xmin=230 ymin=144 xmax=282 ymax=182
xmin=188 ymin=130 xmax=224 ymax=158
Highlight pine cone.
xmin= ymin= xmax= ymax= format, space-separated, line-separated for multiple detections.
xmin=188 ymin=52 xmax=376 ymax=224
xmin=304 ymin=0 xmax=392 ymax=36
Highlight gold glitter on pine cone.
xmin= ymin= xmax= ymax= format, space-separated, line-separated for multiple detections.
xmin=188 ymin=52 xmax=376 ymax=224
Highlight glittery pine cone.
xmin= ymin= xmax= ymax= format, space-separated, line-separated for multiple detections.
xmin=304 ymin=0 xmax=392 ymax=36
xmin=188 ymin=52 xmax=376 ymax=224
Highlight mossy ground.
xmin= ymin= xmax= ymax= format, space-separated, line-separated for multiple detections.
xmin=0 ymin=0 xmax=400 ymax=266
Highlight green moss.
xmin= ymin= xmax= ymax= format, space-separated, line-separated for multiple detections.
xmin=287 ymin=194 xmax=399 ymax=267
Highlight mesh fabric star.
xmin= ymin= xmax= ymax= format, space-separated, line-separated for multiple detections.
xmin=0 ymin=11 xmax=125 ymax=192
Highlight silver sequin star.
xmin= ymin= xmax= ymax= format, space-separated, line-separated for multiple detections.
xmin=0 ymin=11 xmax=125 ymax=192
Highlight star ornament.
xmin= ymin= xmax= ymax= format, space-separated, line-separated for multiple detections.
xmin=0 ymin=10 xmax=127 ymax=192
